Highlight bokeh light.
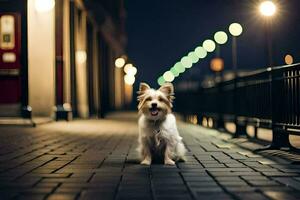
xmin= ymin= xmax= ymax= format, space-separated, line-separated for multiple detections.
xmin=194 ymin=46 xmax=207 ymax=58
xmin=157 ymin=76 xmax=165 ymax=86
xmin=181 ymin=56 xmax=193 ymax=68
xmin=210 ymin=58 xmax=224 ymax=72
xmin=75 ymin=50 xmax=87 ymax=64
xmin=229 ymin=23 xmax=243 ymax=36
xmin=259 ymin=1 xmax=276 ymax=16
xmin=163 ymin=71 xmax=175 ymax=82
xmin=115 ymin=57 xmax=126 ymax=68
xmin=126 ymin=66 xmax=137 ymax=76
xmin=174 ymin=62 xmax=185 ymax=73
xmin=124 ymin=74 xmax=135 ymax=85
xmin=214 ymin=31 xmax=228 ymax=44
xmin=124 ymin=63 xmax=133 ymax=74
xmin=170 ymin=67 xmax=180 ymax=77
xmin=188 ymin=52 xmax=199 ymax=63
xmin=35 ymin=0 xmax=55 ymax=12
xmin=202 ymin=40 xmax=216 ymax=52
xmin=284 ymin=54 xmax=293 ymax=65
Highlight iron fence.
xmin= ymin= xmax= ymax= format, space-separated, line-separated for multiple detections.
xmin=175 ymin=63 xmax=300 ymax=151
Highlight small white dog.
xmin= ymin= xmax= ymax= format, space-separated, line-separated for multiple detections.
xmin=137 ymin=82 xmax=186 ymax=165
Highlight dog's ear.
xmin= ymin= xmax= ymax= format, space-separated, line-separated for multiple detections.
xmin=159 ymin=83 xmax=175 ymax=108
xmin=137 ymin=82 xmax=151 ymax=110
xmin=138 ymin=82 xmax=150 ymax=94
xmin=159 ymin=82 xmax=174 ymax=96
xmin=159 ymin=82 xmax=175 ymax=102
xmin=137 ymin=82 xmax=150 ymax=102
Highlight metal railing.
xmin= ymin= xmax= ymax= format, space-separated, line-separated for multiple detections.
xmin=175 ymin=63 xmax=300 ymax=151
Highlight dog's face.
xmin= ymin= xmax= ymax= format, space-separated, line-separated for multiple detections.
xmin=137 ymin=82 xmax=175 ymax=120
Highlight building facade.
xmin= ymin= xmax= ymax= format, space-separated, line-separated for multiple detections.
xmin=0 ymin=0 xmax=127 ymax=120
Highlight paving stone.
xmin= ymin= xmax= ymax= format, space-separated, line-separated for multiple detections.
xmin=273 ymin=177 xmax=300 ymax=190
xmin=182 ymin=176 xmax=214 ymax=182
xmin=192 ymin=187 xmax=224 ymax=193
xmin=241 ymin=175 xmax=270 ymax=181
xmin=246 ymin=180 xmax=281 ymax=186
xmin=225 ymin=163 xmax=247 ymax=168
xmin=187 ymin=181 xmax=219 ymax=188
xmin=218 ymin=180 xmax=249 ymax=187
xmin=194 ymin=193 xmax=233 ymax=200
xmin=224 ymin=186 xmax=256 ymax=192
xmin=233 ymin=192 xmax=270 ymax=200
xmin=47 ymin=193 xmax=78 ymax=200
xmin=263 ymin=191 xmax=300 ymax=200
xmin=262 ymin=172 xmax=298 ymax=177
xmin=0 ymin=115 xmax=299 ymax=199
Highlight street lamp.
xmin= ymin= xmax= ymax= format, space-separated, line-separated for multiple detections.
xmin=228 ymin=23 xmax=243 ymax=75
xmin=259 ymin=0 xmax=277 ymax=66
xmin=259 ymin=1 xmax=276 ymax=17
xmin=229 ymin=23 xmax=243 ymax=137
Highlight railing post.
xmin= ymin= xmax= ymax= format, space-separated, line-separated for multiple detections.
xmin=233 ymin=76 xmax=247 ymax=137
xmin=216 ymin=80 xmax=225 ymax=130
xmin=254 ymin=67 xmax=291 ymax=152
xmin=270 ymin=126 xmax=291 ymax=149
xmin=234 ymin=118 xmax=247 ymax=138
xmin=254 ymin=126 xmax=258 ymax=139
xmin=270 ymin=68 xmax=291 ymax=149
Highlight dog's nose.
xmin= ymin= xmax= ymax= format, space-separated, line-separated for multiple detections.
xmin=151 ymin=103 xmax=157 ymax=107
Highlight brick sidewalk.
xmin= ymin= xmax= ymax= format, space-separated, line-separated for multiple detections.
xmin=0 ymin=113 xmax=300 ymax=200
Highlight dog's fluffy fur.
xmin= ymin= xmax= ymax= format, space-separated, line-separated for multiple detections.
xmin=137 ymin=82 xmax=186 ymax=165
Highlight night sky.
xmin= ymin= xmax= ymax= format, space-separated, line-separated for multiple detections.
xmin=125 ymin=0 xmax=300 ymax=88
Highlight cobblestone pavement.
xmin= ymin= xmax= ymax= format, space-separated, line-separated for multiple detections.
xmin=0 ymin=112 xmax=300 ymax=200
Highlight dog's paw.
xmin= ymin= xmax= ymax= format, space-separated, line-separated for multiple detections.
xmin=164 ymin=159 xmax=175 ymax=165
xmin=141 ymin=159 xmax=151 ymax=165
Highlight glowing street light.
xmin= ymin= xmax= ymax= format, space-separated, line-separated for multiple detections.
xmin=188 ymin=52 xmax=199 ymax=64
xmin=174 ymin=62 xmax=185 ymax=73
xmin=284 ymin=54 xmax=293 ymax=65
xmin=202 ymin=40 xmax=216 ymax=52
xmin=126 ymin=66 xmax=137 ymax=76
xmin=75 ymin=50 xmax=87 ymax=64
xmin=170 ymin=67 xmax=180 ymax=77
xmin=259 ymin=1 xmax=276 ymax=17
xmin=214 ymin=31 xmax=228 ymax=44
xmin=124 ymin=74 xmax=135 ymax=85
xmin=35 ymin=0 xmax=55 ymax=12
xmin=124 ymin=63 xmax=133 ymax=73
xmin=181 ymin=56 xmax=193 ymax=68
xmin=229 ymin=23 xmax=243 ymax=37
xmin=115 ymin=57 xmax=126 ymax=68
xmin=163 ymin=71 xmax=175 ymax=82
xmin=157 ymin=76 xmax=165 ymax=86
xmin=194 ymin=46 xmax=207 ymax=59
xmin=210 ymin=58 xmax=224 ymax=72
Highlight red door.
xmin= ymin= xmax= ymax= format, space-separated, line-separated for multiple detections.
xmin=0 ymin=13 xmax=22 ymax=116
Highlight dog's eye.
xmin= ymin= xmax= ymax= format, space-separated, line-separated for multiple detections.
xmin=145 ymin=97 xmax=152 ymax=101
xmin=158 ymin=97 xmax=163 ymax=102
